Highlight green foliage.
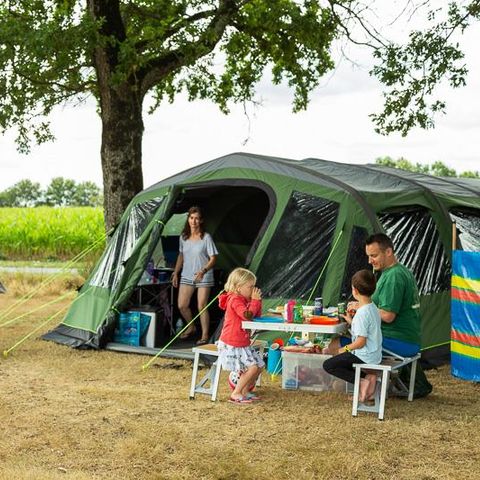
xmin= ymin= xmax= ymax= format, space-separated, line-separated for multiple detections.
xmin=152 ymin=0 xmax=337 ymax=113
xmin=0 ymin=178 xmax=102 ymax=207
xmin=375 ymin=156 xmax=429 ymax=174
xmin=0 ymin=2 xmax=98 ymax=152
xmin=73 ymin=181 xmax=102 ymax=206
xmin=1 ymin=1 xmax=478 ymax=144
xmin=44 ymin=177 xmax=78 ymax=206
xmin=371 ymin=2 xmax=479 ymax=135
xmin=459 ymin=170 xmax=480 ymax=178
xmin=430 ymin=160 xmax=457 ymax=178
xmin=0 ymin=1 xmax=340 ymax=151
xmin=0 ymin=207 xmax=105 ymax=261
xmin=375 ymin=156 xmax=480 ymax=178
xmin=0 ymin=179 xmax=42 ymax=207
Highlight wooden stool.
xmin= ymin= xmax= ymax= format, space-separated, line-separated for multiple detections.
xmin=189 ymin=341 xmax=266 ymax=401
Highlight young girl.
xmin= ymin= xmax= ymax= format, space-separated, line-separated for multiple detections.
xmin=323 ymin=269 xmax=382 ymax=402
xmin=217 ymin=268 xmax=265 ymax=404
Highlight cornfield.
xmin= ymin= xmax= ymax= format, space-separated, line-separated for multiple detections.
xmin=0 ymin=207 xmax=105 ymax=260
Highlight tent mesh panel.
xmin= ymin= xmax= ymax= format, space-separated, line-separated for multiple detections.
xmin=340 ymin=226 xmax=370 ymax=299
xmin=378 ymin=208 xmax=450 ymax=295
xmin=256 ymin=191 xmax=339 ymax=299
xmin=450 ymin=208 xmax=480 ymax=252
xmin=89 ymin=197 xmax=165 ymax=290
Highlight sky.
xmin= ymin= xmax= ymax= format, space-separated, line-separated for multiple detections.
xmin=1 ymin=3 xmax=479 ymax=192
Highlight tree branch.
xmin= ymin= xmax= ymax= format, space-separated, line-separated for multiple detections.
xmin=138 ymin=0 xmax=244 ymax=97
xmin=326 ymin=0 xmax=387 ymax=48
xmin=8 ymin=59 xmax=94 ymax=96
xmin=134 ymin=11 xmax=217 ymax=53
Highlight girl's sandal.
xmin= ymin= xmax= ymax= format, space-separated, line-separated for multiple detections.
xmin=228 ymin=396 xmax=253 ymax=405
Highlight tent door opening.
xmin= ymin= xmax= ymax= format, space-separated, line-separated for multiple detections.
xmin=111 ymin=182 xmax=275 ymax=356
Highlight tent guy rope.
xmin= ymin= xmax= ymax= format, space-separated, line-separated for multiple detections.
xmin=0 ymin=228 xmax=112 ymax=323
xmin=269 ymin=228 xmax=345 ymax=379
xmin=141 ymin=290 xmax=224 ymax=371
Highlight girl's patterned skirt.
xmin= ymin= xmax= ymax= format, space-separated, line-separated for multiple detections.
xmin=217 ymin=340 xmax=265 ymax=372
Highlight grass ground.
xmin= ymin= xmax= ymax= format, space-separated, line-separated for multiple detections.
xmin=1 ymin=273 xmax=479 ymax=480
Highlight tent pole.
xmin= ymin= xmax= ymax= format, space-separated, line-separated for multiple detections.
xmin=452 ymin=221 xmax=457 ymax=251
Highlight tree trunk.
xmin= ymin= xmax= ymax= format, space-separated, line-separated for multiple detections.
xmin=87 ymin=0 xmax=144 ymax=232
xmin=100 ymin=86 xmax=144 ymax=232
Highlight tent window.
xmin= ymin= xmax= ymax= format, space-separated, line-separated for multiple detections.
xmin=89 ymin=197 xmax=165 ymax=289
xmin=450 ymin=208 xmax=480 ymax=252
xmin=378 ymin=207 xmax=450 ymax=295
xmin=341 ymin=227 xmax=370 ymax=298
xmin=256 ymin=191 xmax=339 ymax=299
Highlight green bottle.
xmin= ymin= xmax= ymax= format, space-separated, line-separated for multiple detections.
xmin=293 ymin=304 xmax=303 ymax=323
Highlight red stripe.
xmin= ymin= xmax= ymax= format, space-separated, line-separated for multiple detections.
xmin=451 ymin=329 xmax=480 ymax=347
xmin=451 ymin=288 xmax=480 ymax=304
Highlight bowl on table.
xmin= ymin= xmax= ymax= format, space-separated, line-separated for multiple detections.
xmin=308 ymin=315 xmax=339 ymax=325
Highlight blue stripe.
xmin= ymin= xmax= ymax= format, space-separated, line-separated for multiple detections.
xmin=451 ymin=301 xmax=480 ymax=336
xmin=451 ymin=352 xmax=480 ymax=382
xmin=452 ymin=251 xmax=480 ymax=279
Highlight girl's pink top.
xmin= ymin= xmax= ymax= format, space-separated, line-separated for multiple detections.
xmin=218 ymin=292 xmax=262 ymax=347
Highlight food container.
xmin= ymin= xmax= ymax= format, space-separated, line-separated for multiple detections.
xmin=302 ymin=305 xmax=315 ymax=316
xmin=282 ymin=351 xmax=347 ymax=392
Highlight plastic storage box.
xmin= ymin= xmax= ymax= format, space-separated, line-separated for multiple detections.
xmin=113 ymin=311 xmax=151 ymax=346
xmin=127 ymin=307 xmax=157 ymax=347
xmin=282 ymin=351 xmax=347 ymax=393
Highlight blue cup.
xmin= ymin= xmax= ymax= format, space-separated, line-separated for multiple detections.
xmin=267 ymin=344 xmax=282 ymax=375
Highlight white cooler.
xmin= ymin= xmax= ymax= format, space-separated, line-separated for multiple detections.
xmin=140 ymin=311 xmax=156 ymax=348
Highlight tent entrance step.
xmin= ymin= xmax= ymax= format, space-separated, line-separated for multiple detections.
xmin=105 ymin=342 xmax=194 ymax=360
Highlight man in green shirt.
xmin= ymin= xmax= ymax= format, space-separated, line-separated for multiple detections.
xmin=365 ymin=233 xmax=421 ymax=357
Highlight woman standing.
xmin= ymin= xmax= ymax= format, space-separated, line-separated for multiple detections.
xmin=172 ymin=206 xmax=218 ymax=345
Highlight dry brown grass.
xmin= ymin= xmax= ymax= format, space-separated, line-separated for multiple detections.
xmin=0 ymin=271 xmax=84 ymax=298
xmin=1 ymin=281 xmax=480 ymax=480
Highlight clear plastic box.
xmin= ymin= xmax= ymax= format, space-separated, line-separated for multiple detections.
xmin=281 ymin=351 xmax=347 ymax=393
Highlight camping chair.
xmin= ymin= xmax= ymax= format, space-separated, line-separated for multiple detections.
xmin=351 ymin=348 xmax=421 ymax=420
xmin=189 ymin=340 xmax=266 ymax=401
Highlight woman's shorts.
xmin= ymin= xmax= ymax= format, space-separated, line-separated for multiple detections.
xmin=180 ymin=279 xmax=214 ymax=288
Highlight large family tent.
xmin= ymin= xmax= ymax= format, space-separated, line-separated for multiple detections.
xmin=44 ymin=153 xmax=480 ymax=363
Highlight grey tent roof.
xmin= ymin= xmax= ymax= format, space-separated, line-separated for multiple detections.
xmin=144 ymin=152 xmax=479 ymax=199
xmin=143 ymin=152 xmax=343 ymax=193
xmin=365 ymin=164 xmax=480 ymax=198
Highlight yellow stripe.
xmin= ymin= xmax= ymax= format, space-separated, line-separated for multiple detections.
xmin=452 ymin=275 xmax=480 ymax=292
xmin=451 ymin=340 xmax=480 ymax=359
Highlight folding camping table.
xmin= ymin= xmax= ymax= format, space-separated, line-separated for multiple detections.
xmin=242 ymin=320 xmax=347 ymax=340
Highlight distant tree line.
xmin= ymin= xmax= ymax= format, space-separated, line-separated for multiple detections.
xmin=375 ymin=157 xmax=480 ymax=178
xmin=0 ymin=178 xmax=102 ymax=207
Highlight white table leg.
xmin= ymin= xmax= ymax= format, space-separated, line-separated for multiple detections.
xmin=189 ymin=351 xmax=200 ymax=399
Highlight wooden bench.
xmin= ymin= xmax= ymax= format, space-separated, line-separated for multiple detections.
xmin=352 ymin=348 xmax=421 ymax=420
xmin=189 ymin=340 xmax=266 ymax=401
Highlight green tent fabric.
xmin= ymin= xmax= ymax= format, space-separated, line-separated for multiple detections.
xmin=44 ymin=152 xmax=480 ymax=361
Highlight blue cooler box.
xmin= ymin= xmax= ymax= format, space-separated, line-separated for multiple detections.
xmin=113 ymin=311 xmax=151 ymax=346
